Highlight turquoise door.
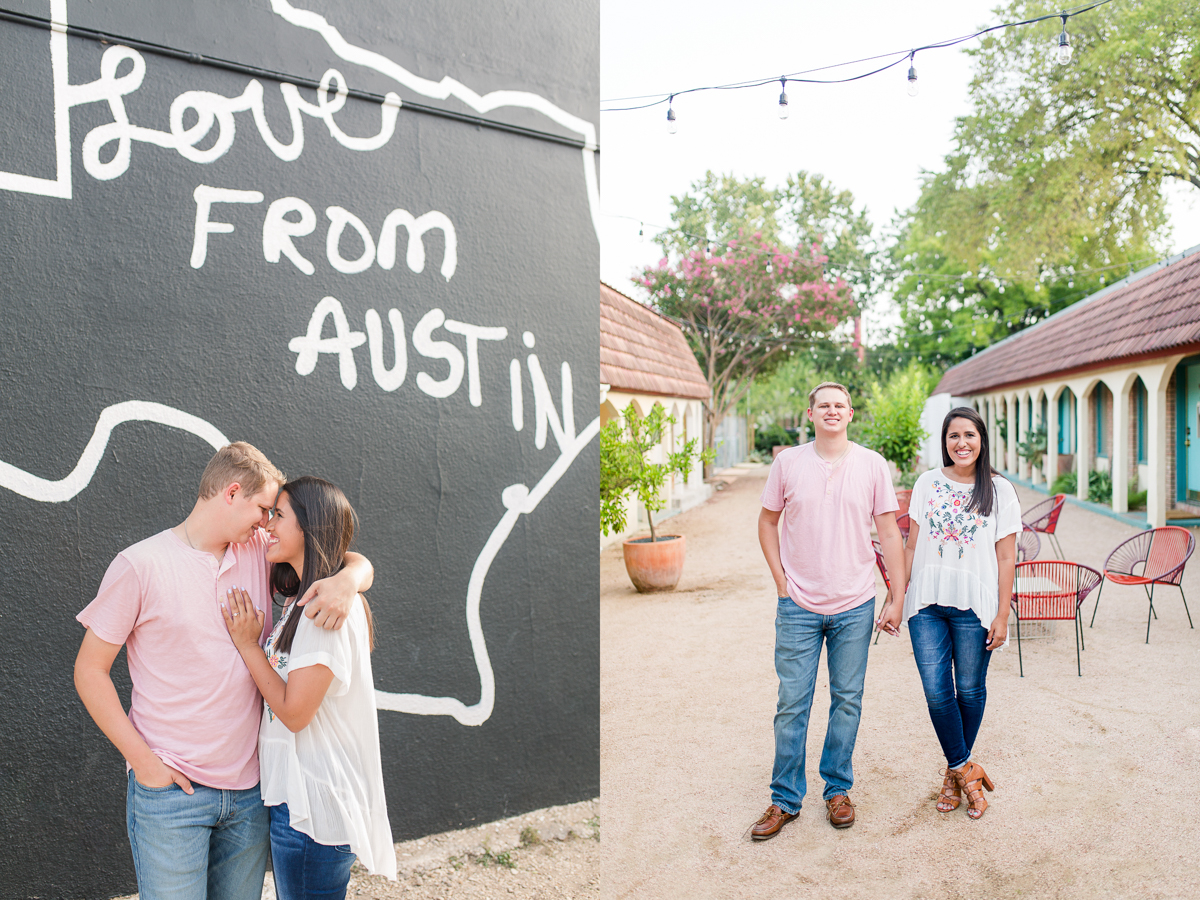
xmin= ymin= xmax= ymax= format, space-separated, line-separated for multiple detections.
xmin=1186 ymin=365 xmax=1200 ymax=501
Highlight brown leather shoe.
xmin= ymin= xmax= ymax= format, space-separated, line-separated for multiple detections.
xmin=750 ymin=804 xmax=797 ymax=840
xmin=825 ymin=794 xmax=855 ymax=829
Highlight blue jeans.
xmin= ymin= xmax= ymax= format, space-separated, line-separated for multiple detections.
xmin=126 ymin=772 xmax=269 ymax=900
xmin=770 ymin=596 xmax=874 ymax=814
xmin=269 ymin=803 xmax=356 ymax=900
xmin=908 ymin=604 xmax=993 ymax=769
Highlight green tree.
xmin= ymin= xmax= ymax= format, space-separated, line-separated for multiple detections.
xmin=861 ymin=362 xmax=934 ymax=487
xmin=919 ymin=0 xmax=1191 ymax=279
xmin=640 ymin=232 xmax=855 ymax=457
xmin=781 ymin=171 xmax=879 ymax=305
xmin=645 ymin=172 xmax=873 ymax=458
xmin=656 ymin=172 xmax=781 ymax=259
xmin=885 ymin=0 xmax=1196 ymax=369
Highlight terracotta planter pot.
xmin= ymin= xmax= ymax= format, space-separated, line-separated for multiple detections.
xmin=894 ymin=489 xmax=912 ymax=518
xmin=622 ymin=534 xmax=686 ymax=593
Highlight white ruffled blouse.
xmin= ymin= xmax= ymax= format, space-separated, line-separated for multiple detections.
xmin=902 ymin=469 xmax=1021 ymax=634
xmin=258 ymin=596 xmax=396 ymax=879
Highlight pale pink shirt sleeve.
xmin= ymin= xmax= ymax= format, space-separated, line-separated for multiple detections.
xmin=870 ymin=454 xmax=899 ymax=516
xmin=761 ymin=454 xmax=786 ymax=511
xmin=78 ymin=555 xmax=142 ymax=644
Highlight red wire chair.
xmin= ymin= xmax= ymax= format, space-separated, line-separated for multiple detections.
xmin=1022 ymin=494 xmax=1067 ymax=559
xmin=896 ymin=512 xmax=911 ymax=543
xmin=872 ymin=539 xmax=892 ymax=646
xmin=1013 ymin=561 xmax=1102 ymax=676
xmin=1016 ymin=524 xmax=1041 ymax=563
xmin=1088 ymin=526 xmax=1194 ymax=643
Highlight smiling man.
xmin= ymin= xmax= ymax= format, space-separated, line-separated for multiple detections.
xmin=751 ymin=382 xmax=907 ymax=839
xmin=73 ymin=442 xmax=373 ymax=900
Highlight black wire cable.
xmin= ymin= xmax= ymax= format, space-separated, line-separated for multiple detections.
xmin=0 ymin=5 xmax=596 ymax=151
xmin=601 ymin=0 xmax=1113 ymax=112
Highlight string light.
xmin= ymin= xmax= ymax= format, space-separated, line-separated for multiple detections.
xmin=666 ymin=95 xmax=678 ymax=134
xmin=602 ymin=1 xmax=1110 ymax=116
xmin=778 ymin=78 xmax=790 ymax=120
xmin=1056 ymin=15 xmax=1073 ymax=65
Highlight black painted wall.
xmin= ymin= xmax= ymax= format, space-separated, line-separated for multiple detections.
xmin=0 ymin=2 xmax=598 ymax=896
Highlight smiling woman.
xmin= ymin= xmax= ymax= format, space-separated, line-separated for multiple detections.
xmin=900 ymin=406 xmax=1019 ymax=820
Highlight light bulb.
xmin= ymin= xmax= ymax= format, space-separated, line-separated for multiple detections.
xmin=917 ymin=277 xmax=923 ymax=292
xmin=907 ymin=65 xmax=919 ymax=97
xmin=638 ymin=223 xmax=644 ymax=242
xmin=778 ymin=78 xmax=789 ymax=120
xmin=1057 ymin=17 xmax=1073 ymax=65
xmin=666 ymin=104 xmax=677 ymax=134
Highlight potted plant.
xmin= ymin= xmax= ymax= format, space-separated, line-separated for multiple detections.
xmin=862 ymin=364 xmax=930 ymax=516
xmin=600 ymin=402 xmax=713 ymax=592
xmin=1016 ymin=425 xmax=1047 ymax=482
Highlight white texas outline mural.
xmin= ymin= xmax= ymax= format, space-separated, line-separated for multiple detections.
xmin=0 ymin=397 xmax=599 ymax=726
xmin=0 ymin=2 xmax=602 ymax=726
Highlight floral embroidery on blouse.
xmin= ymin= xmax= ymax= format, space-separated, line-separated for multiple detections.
xmin=262 ymin=608 xmax=291 ymax=723
xmin=924 ymin=479 xmax=987 ymax=559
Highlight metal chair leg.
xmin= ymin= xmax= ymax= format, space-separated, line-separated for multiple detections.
xmin=1146 ymin=583 xmax=1156 ymax=644
xmin=1143 ymin=583 xmax=1158 ymax=619
xmin=1016 ymin=615 xmax=1024 ymax=677
xmin=1080 ymin=614 xmax=1089 ymax=676
xmin=1180 ymin=585 xmax=1194 ymax=629
xmin=1048 ymin=533 xmax=1064 ymax=560
xmin=1089 ymin=576 xmax=1106 ymax=628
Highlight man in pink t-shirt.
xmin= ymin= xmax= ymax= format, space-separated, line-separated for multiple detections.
xmin=750 ymin=383 xmax=907 ymax=840
xmin=74 ymin=442 xmax=374 ymax=900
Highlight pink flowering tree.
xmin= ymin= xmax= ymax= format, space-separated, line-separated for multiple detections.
xmin=639 ymin=231 xmax=855 ymax=462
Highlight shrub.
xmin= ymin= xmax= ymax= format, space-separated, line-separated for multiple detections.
xmin=1051 ymin=470 xmax=1077 ymax=495
xmin=754 ymin=422 xmax=794 ymax=453
xmin=1087 ymin=469 xmax=1112 ymax=503
xmin=862 ymin=362 xmax=932 ymax=479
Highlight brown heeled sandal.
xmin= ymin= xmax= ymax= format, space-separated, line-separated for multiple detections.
xmin=936 ymin=768 xmax=962 ymax=812
xmin=954 ymin=762 xmax=994 ymax=819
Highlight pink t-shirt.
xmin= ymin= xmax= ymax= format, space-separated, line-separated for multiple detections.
xmin=761 ymin=442 xmax=898 ymax=614
xmin=77 ymin=528 xmax=274 ymax=790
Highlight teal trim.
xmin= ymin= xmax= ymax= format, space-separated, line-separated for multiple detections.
xmin=1135 ymin=382 xmax=1146 ymax=465
xmin=1096 ymin=384 xmax=1106 ymax=457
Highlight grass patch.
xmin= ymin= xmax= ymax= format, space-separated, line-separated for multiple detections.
xmin=475 ymin=847 xmax=517 ymax=869
xmin=519 ymin=826 xmax=542 ymax=846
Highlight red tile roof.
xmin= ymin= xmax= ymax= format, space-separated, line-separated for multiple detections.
xmin=600 ymin=283 xmax=710 ymax=401
xmin=936 ymin=245 xmax=1200 ymax=396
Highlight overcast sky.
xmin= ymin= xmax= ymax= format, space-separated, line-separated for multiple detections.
xmin=598 ymin=0 xmax=1200 ymax=344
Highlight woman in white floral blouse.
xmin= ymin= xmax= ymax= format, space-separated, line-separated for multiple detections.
xmin=901 ymin=407 xmax=1019 ymax=820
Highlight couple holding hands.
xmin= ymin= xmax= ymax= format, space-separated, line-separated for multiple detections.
xmin=753 ymin=382 xmax=1019 ymax=839
xmin=74 ymin=442 xmax=395 ymax=899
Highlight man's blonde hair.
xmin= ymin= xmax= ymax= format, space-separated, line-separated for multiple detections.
xmin=807 ymin=381 xmax=853 ymax=409
xmin=198 ymin=442 xmax=286 ymax=500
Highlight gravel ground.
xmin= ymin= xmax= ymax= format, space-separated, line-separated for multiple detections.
xmin=117 ymin=799 xmax=599 ymax=900
xmin=601 ymin=463 xmax=1200 ymax=900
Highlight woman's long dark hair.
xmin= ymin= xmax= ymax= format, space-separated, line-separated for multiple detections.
xmin=940 ymin=406 xmax=1001 ymax=517
xmin=269 ymin=476 xmax=375 ymax=654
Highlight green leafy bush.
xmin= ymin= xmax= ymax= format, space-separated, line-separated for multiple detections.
xmin=861 ymin=363 xmax=932 ymax=480
xmin=1016 ymin=425 xmax=1047 ymax=471
xmin=1087 ymin=469 xmax=1112 ymax=503
xmin=1051 ymin=470 xmax=1077 ymax=496
xmin=754 ymin=422 xmax=794 ymax=453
